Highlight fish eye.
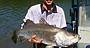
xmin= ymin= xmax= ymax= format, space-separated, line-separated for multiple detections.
xmin=74 ymin=35 xmax=77 ymax=38
xmin=79 ymin=37 xmax=81 ymax=39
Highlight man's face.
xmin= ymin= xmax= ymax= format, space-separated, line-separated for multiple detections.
xmin=44 ymin=0 xmax=53 ymax=5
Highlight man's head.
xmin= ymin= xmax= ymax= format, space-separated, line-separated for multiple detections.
xmin=44 ymin=0 xmax=53 ymax=5
xmin=43 ymin=0 xmax=54 ymax=10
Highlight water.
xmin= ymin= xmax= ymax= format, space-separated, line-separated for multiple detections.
xmin=0 ymin=0 xmax=29 ymax=48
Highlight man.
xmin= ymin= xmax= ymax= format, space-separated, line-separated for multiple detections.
xmin=21 ymin=0 xmax=67 ymax=48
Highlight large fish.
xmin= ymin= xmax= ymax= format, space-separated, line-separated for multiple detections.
xmin=12 ymin=20 xmax=81 ymax=47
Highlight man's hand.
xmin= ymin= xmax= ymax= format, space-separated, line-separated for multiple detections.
xmin=28 ymin=35 xmax=43 ymax=44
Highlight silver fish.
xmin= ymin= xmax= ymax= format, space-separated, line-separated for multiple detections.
xmin=12 ymin=20 xmax=81 ymax=47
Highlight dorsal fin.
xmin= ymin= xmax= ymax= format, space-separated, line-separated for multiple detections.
xmin=25 ymin=19 xmax=35 ymax=25
xmin=23 ymin=19 xmax=35 ymax=28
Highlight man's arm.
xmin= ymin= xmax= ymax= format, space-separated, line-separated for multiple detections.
xmin=59 ymin=7 xmax=67 ymax=29
xmin=55 ymin=6 xmax=67 ymax=29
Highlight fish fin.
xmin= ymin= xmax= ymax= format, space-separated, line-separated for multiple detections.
xmin=11 ymin=30 xmax=18 ymax=44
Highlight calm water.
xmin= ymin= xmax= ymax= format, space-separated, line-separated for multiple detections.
xmin=0 ymin=0 xmax=30 ymax=48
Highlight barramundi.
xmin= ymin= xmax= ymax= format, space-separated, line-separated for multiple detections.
xmin=12 ymin=20 xmax=81 ymax=47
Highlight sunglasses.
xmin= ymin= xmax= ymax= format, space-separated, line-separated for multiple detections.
xmin=45 ymin=0 xmax=52 ymax=1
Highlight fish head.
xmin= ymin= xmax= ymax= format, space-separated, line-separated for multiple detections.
xmin=71 ymin=34 xmax=81 ymax=43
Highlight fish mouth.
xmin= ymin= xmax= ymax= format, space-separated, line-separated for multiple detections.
xmin=76 ymin=35 xmax=81 ymax=40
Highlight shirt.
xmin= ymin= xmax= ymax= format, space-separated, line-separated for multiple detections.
xmin=21 ymin=4 xmax=67 ymax=29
